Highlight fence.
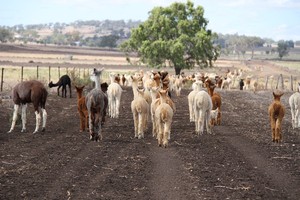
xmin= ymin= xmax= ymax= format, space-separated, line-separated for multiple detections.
xmin=0 ymin=66 xmax=130 ymax=92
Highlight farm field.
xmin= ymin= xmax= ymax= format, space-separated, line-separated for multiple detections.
xmin=0 ymin=44 xmax=300 ymax=199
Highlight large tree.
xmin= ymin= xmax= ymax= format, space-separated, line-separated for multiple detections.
xmin=120 ymin=1 xmax=220 ymax=75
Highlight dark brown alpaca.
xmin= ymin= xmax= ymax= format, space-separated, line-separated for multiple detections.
xmin=86 ymin=68 xmax=106 ymax=141
xmin=75 ymin=82 xmax=108 ymax=133
xmin=48 ymin=74 xmax=72 ymax=98
xmin=268 ymin=91 xmax=285 ymax=143
xmin=8 ymin=80 xmax=48 ymax=133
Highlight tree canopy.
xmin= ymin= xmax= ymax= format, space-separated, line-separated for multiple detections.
xmin=120 ymin=1 xmax=220 ymax=75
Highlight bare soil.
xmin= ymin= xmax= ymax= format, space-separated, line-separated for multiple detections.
xmin=0 ymin=44 xmax=299 ymax=200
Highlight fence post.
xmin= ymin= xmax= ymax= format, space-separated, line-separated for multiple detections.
xmin=21 ymin=66 xmax=24 ymax=82
xmin=290 ymin=75 xmax=293 ymax=91
xmin=280 ymin=74 xmax=284 ymax=90
xmin=37 ymin=65 xmax=39 ymax=79
xmin=58 ymin=66 xmax=61 ymax=79
xmin=1 ymin=68 xmax=4 ymax=92
xmin=49 ymin=66 xmax=51 ymax=82
xmin=265 ymin=76 xmax=269 ymax=90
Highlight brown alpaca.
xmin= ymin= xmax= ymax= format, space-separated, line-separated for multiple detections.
xmin=268 ymin=91 xmax=285 ymax=143
xmin=205 ymin=79 xmax=222 ymax=125
xmin=75 ymin=86 xmax=89 ymax=132
xmin=8 ymin=80 xmax=48 ymax=133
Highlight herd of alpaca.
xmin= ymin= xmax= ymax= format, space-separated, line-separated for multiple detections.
xmin=6 ymin=67 xmax=300 ymax=145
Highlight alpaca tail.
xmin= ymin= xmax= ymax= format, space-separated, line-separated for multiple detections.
xmin=161 ymin=110 xmax=168 ymax=123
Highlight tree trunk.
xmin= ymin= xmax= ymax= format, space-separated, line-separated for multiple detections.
xmin=175 ymin=67 xmax=181 ymax=75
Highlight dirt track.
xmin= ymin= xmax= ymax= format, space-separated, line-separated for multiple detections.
xmin=0 ymin=85 xmax=299 ymax=200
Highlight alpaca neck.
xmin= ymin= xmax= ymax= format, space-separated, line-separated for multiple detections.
xmin=76 ymin=92 xmax=83 ymax=99
xmin=94 ymin=77 xmax=101 ymax=89
xmin=51 ymin=82 xmax=60 ymax=87
xmin=159 ymin=96 xmax=167 ymax=104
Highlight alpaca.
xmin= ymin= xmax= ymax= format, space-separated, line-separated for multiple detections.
xmin=48 ymin=74 xmax=72 ymax=98
xmin=188 ymin=81 xmax=203 ymax=122
xmin=8 ymin=80 xmax=48 ymax=133
xmin=107 ymin=77 xmax=123 ymax=118
xmin=75 ymin=82 xmax=109 ymax=133
xmin=205 ymin=79 xmax=222 ymax=125
xmin=155 ymin=89 xmax=174 ymax=147
xmin=85 ymin=68 xmax=106 ymax=141
xmin=174 ymin=74 xmax=183 ymax=96
xmin=131 ymin=88 xmax=149 ymax=139
xmin=193 ymin=90 xmax=213 ymax=135
xmin=75 ymin=85 xmax=89 ymax=132
xmin=268 ymin=91 xmax=285 ymax=143
xmin=151 ymin=87 xmax=176 ymax=138
xmin=289 ymin=84 xmax=300 ymax=129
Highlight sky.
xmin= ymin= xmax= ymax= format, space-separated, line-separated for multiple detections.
xmin=1 ymin=0 xmax=299 ymax=41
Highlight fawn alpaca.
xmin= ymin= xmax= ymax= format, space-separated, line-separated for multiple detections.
xmin=155 ymin=89 xmax=174 ymax=147
xmin=268 ymin=91 xmax=285 ymax=143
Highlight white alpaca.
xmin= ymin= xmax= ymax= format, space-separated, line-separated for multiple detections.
xmin=131 ymin=88 xmax=149 ymax=139
xmin=193 ymin=90 xmax=213 ymax=135
xmin=188 ymin=81 xmax=203 ymax=122
xmin=221 ymin=77 xmax=232 ymax=90
xmin=107 ymin=82 xmax=123 ymax=118
xmin=289 ymin=83 xmax=300 ymax=129
xmin=155 ymin=89 xmax=174 ymax=147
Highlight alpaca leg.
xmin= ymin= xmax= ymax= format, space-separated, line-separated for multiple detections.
xmin=33 ymin=111 xmax=41 ymax=134
xmin=270 ymin=117 xmax=276 ymax=142
xmin=116 ymin=98 xmax=120 ymax=118
xmin=275 ymin=120 xmax=282 ymax=143
xmin=88 ymin=112 xmax=93 ymax=140
xmin=163 ymin=122 xmax=171 ymax=147
xmin=108 ymin=97 xmax=112 ymax=118
xmin=291 ymin=108 xmax=295 ymax=128
xmin=138 ymin=113 xmax=143 ymax=139
xmin=295 ymin=108 xmax=299 ymax=128
xmin=133 ymin=112 xmax=138 ymax=138
xmin=199 ymin=110 xmax=204 ymax=135
xmin=96 ymin=115 xmax=102 ymax=142
xmin=157 ymin=122 xmax=163 ymax=146
xmin=41 ymin=108 xmax=47 ymax=132
xmin=8 ymin=104 xmax=20 ymax=133
xmin=194 ymin=110 xmax=199 ymax=134
xmin=217 ymin=109 xmax=221 ymax=125
xmin=21 ymin=104 xmax=27 ymax=132
xmin=57 ymin=86 xmax=61 ymax=96
xmin=189 ymin=100 xmax=194 ymax=122
xmin=206 ymin=111 xmax=212 ymax=134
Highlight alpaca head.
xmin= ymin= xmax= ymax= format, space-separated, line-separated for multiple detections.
xmin=75 ymin=85 xmax=85 ymax=93
xmin=48 ymin=81 xmax=54 ymax=88
xmin=90 ymin=68 xmax=104 ymax=82
xmin=272 ymin=90 xmax=284 ymax=101
xmin=101 ymin=82 xmax=109 ymax=93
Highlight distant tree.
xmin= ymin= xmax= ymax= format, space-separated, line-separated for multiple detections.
xmin=100 ymin=35 xmax=120 ymax=48
xmin=277 ymin=40 xmax=289 ymax=59
xmin=0 ymin=28 xmax=13 ymax=42
xmin=295 ymin=41 xmax=300 ymax=46
xmin=120 ymin=1 xmax=220 ymax=75
xmin=286 ymin=40 xmax=294 ymax=48
xmin=247 ymin=36 xmax=264 ymax=59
